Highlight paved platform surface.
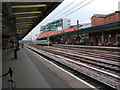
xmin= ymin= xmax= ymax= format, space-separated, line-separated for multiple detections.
xmin=2 ymin=47 xmax=72 ymax=88
xmin=2 ymin=46 xmax=95 ymax=89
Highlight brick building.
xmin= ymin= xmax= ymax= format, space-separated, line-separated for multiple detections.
xmin=90 ymin=11 xmax=120 ymax=46
xmin=91 ymin=11 xmax=120 ymax=26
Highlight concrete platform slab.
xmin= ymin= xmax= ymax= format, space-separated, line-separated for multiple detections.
xmin=2 ymin=48 xmax=71 ymax=88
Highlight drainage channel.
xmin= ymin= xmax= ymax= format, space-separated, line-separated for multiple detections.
xmin=26 ymin=46 xmax=116 ymax=90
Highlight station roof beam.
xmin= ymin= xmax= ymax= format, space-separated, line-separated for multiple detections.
xmin=2 ymin=2 xmax=62 ymax=40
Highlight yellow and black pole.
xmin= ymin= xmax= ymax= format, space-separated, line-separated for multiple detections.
xmin=47 ymin=36 xmax=50 ymax=47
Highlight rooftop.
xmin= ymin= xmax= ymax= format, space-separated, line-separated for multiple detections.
xmin=92 ymin=11 xmax=120 ymax=18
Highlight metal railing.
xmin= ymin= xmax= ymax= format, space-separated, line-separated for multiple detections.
xmin=1 ymin=67 xmax=16 ymax=90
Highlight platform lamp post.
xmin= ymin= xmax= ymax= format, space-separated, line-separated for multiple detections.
xmin=47 ymin=36 xmax=50 ymax=47
xmin=77 ymin=20 xmax=81 ymax=44
xmin=77 ymin=20 xmax=79 ymax=29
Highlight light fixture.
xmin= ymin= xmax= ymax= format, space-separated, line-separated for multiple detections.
xmin=13 ymin=11 xmax=41 ymax=15
xmin=16 ymin=22 xmax=34 ymax=24
xmin=16 ymin=24 xmax=29 ymax=27
xmin=16 ymin=16 xmax=37 ymax=19
xmin=16 ymin=24 xmax=32 ymax=27
xmin=12 ymin=4 xmax=46 ymax=8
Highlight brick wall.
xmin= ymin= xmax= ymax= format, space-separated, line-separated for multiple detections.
xmin=91 ymin=16 xmax=105 ymax=26
xmin=91 ymin=11 xmax=120 ymax=26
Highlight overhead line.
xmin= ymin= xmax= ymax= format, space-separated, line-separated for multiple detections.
xmin=52 ymin=0 xmax=76 ymax=18
xmin=80 ymin=8 xmax=117 ymax=22
xmin=63 ymin=0 xmax=95 ymax=17
xmin=55 ymin=0 xmax=87 ymax=19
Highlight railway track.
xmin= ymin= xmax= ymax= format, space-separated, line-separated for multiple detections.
xmin=42 ymin=47 xmax=119 ymax=74
xmin=54 ymin=46 xmax=120 ymax=62
xmin=26 ymin=45 xmax=120 ymax=89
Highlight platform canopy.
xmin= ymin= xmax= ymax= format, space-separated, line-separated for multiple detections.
xmin=2 ymin=1 xmax=62 ymax=40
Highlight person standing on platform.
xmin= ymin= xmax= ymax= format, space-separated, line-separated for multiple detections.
xmin=21 ymin=43 xmax=24 ymax=48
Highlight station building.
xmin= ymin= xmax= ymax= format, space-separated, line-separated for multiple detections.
xmin=36 ymin=11 xmax=120 ymax=46
xmin=90 ymin=11 xmax=120 ymax=46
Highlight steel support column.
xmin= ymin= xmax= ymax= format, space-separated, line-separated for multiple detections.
xmin=102 ymin=31 xmax=105 ymax=45
xmin=12 ymin=17 xmax=18 ymax=59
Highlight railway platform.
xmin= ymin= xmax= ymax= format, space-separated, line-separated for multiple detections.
xmin=2 ymin=46 xmax=95 ymax=89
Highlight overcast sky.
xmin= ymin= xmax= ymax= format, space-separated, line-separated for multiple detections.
xmin=23 ymin=0 xmax=120 ymax=40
